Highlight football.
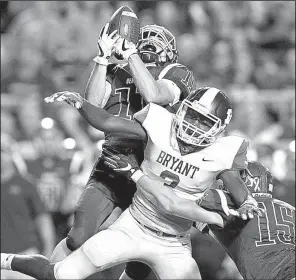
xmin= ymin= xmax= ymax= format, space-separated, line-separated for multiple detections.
xmin=108 ymin=6 xmax=140 ymax=45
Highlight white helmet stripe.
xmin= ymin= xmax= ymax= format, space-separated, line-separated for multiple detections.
xmin=199 ymin=87 xmax=220 ymax=107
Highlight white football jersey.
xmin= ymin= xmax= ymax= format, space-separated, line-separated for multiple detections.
xmin=129 ymin=103 xmax=248 ymax=235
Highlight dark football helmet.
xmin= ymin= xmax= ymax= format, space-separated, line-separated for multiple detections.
xmin=137 ymin=24 xmax=178 ymax=64
xmin=172 ymin=87 xmax=232 ymax=147
xmin=240 ymin=161 xmax=274 ymax=198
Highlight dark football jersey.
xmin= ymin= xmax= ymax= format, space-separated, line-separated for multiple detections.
xmin=200 ymin=190 xmax=295 ymax=279
xmin=103 ymin=62 xmax=196 ymax=141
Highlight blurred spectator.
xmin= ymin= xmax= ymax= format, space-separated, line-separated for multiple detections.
xmin=16 ymin=124 xmax=85 ymax=242
xmin=1 ymin=133 xmax=55 ymax=279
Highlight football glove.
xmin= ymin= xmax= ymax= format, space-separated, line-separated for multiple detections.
xmin=44 ymin=91 xmax=84 ymax=109
xmin=101 ymin=146 xmax=140 ymax=180
xmin=113 ymin=37 xmax=138 ymax=61
xmin=229 ymin=195 xmax=264 ymax=220
xmin=94 ymin=23 xmax=120 ymax=65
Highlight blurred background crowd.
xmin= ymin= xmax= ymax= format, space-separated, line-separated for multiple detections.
xmin=1 ymin=1 xmax=295 ymax=279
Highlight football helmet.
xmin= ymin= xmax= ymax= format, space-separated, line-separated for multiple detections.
xmin=240 ymin=161 xmax=273 ymax=198
xmin=172 ymin=87 xmax=232 ymax=147
xmin=137 ymin=24 xmax=178 ymax=64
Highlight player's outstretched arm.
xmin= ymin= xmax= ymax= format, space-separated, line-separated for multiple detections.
xmin=84 ymin=23 xmax=119 ymax=107
xmin=101 ymin=146 xmax=224 ymax=226
xmin=136 ymin=175 xmax=224 ymax=227
xmin=219 ymin=170 xmax=262 ymax=220
xmin=45 ymin=91 xmax=146 ymax=140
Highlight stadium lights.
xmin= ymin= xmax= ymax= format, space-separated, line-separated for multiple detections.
xmin=63 ymin=138 xmax=76 ymax=149
xmin=289 ymin=140 xmax=295 ymax=153
xmin=41 ymin=118 xmax=54 ymax=129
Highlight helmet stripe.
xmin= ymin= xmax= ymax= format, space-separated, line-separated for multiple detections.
xmin=199 ymin=87 xmax=220 ymax=107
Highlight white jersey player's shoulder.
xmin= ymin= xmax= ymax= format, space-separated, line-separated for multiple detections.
xmin=205 ymin=135 xmax=249 ymax=170
xmin=134 ymin=103 xmax=172 ymax=128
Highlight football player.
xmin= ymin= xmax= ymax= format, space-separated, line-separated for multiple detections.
xmin=199 ymin=161 xmax=295 ymax=280
xmin=109 ymin=154 xmax=295 ymax=280
xmin=49 ymin=22 xmax=197 ymax=279
xmin=0 ymin=87 xmax=262 ymax=279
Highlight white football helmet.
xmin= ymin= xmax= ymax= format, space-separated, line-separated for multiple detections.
xmin=172 ymin=87 xmax=232 ymax=147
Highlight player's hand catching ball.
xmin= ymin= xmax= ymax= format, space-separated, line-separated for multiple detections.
xmin=229 ymin=195 xmax=264 ymax=220
xmin=102 ymin=146 xmax=140 ymax=180
xmin=113 ymin=36 xmax=138 ymax=61
xmin=97 ymin=23 xmax=120 ymax=59
xmin=45 ymin=91 xmax=84 ymax=109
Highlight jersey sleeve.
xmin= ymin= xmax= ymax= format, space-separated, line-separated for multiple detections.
xmin=158 ymin=63 xmax=197 ymax=100
xmin=198 ymin=189 xmax=236 ymax=220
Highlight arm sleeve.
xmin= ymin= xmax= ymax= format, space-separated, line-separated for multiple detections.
xmin=78 ymin=100 xmax=146 ymax=139
xmin=198 ymin=189 xmax=237 ymax=221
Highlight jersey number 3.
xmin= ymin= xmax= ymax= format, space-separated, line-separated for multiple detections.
xmin=160 ymin=170 xmax=180 ymax=188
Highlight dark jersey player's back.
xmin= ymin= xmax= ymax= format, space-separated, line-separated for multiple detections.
xmin=210 ymin=197 xmax=295 ymax=280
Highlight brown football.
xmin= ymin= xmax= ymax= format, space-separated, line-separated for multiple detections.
xmin=108 ymin=6 xmax=140 ymax=45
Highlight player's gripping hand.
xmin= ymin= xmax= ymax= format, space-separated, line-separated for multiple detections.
xmin=102 ymin=147 xmax=140 ymax=180
xmin=97 ymin=23 xmax=120 ymax=59
xmin=113 ymin=36 xmax=138 ymax=61
xmin=44 ymin=91 xmax=84 ymax=109
xmin=229 ymin=195 xmax=264 ymax=220
xmin=93 ymin=23 xmax=120 ymax=66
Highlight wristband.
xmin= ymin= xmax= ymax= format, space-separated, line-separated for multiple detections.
xmin=93 ymin=56 xmax=108 ymax=66
xmin=131 ymin=169 xmax=144 ymax=183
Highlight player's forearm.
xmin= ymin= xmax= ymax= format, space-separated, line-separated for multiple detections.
xmin=128 ymin=54 xmax=172 ymax=105
xmin=136 ymin=175 xmax=223 ymax=227
xmin=78 ymin=100 xmax=145 ymax=138
xmin=219 ymin=171 xmax=249 ymax=206
xmin=84 ymin=63 xmax=107 ymax=107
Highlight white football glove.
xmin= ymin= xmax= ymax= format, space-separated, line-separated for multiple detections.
xmin=94 ymin=23 xmax=120 ymax=65
xmin=229 ymin=195 xmax=264 ymax=220
xmin=45 ymin=91 xmax=84 ymax=109
xmin=113 ymin=37 xmax=138 ymax=61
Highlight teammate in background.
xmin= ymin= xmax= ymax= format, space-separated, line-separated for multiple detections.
xmin=1 ymin=87 xmax=261 ymax=279
xmin=107 ymin=152 xmax=294 ymax=280
xmin=50 ymin=21 xmax=197 ymax=280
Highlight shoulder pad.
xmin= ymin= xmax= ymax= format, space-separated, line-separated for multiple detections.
xmin=209 ymin=136 xmax=248 ymax=170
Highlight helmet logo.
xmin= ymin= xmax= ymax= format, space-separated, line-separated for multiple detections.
xmin=124 ymin=24 xmax=129 ymax=37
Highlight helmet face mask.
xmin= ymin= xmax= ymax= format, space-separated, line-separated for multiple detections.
xmin=137 ymin=25 xmax=178 ymax=64
xmin=172 ymin=87 xmax=232 ymax=147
